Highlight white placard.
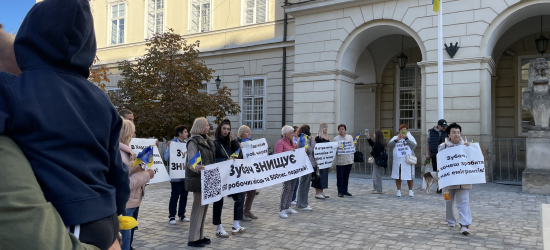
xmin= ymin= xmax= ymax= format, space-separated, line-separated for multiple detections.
xmin=241 ymin=138 xmax=269 ymax=159
xmin=436 ymin=143 xmax=487 ymax=189
xmin=337 ymin=141 xmax=355 ymax=155
xmin=314 ymin=142 xmax=339 ymax=169
xmin=169 ymin=142 xmax=187 ymax=179
xmin=129 ymin=138 xmax=171 ymax=184
xmin=395 ymin=139 xmax=412 ymax=158
xmin=201 ymin=148 xmax=312 ymax=205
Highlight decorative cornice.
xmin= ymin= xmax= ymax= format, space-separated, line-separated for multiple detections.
xmin=291 ymin=69 xmax=359 ymax=79
xmin=417 ymin=56 xmax=496 ymax=74
xmin=284 ymin=0 xmax=385 ymax=17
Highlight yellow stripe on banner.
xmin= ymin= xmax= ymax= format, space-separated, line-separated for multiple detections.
xmin=433 ymin=0 xmax=440 ymax=12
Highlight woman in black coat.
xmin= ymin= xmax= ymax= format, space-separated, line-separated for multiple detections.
xmin=312 ymin=123 xmax=330 ymax=199
xmin=367 ymin=130 xmax=386 ymax=194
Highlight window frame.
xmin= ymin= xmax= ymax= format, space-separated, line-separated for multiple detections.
xmin=108 ymin=2 xmax=127 ymax=46
xmin=199 ymin=81 xmax=209 ymax=94
xmin=395 ymin=64 xmax=422 ymax=132
xmin=517 ymin=55 xmax=550 ymax=136
xmin=144 ymin=0 xmax=166 ymax=39
xmin=188 ymin=0 xmax=212 ymax=34
xmin=240 ymin=77 xmax=267 ymax=131
xmin=240 ymin=0 xmax=269 ymax=26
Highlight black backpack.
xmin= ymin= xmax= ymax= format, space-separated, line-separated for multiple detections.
xmin=354 ymin=150 xmax=364 ymax=163
xmin=375 ymin=150 xmax=388 ymax=168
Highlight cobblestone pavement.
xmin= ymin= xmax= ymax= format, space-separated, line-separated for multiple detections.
xmin=132 ymin=173 xmax=548 ymax=249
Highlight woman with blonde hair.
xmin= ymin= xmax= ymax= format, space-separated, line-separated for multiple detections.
xmin=237 ymin=125 xmax=258 ymax=220
xmin=186 ymin=117 xmax=216 ymax=247
xmin=119 ymin=119 xmax=154 ymax=250
xmin=388 ymin=124 xmax=417 ymax=197
xmin=275 ymin=125 xmax=297 ymax=219
xmin=312 ymin=123 xmax=330 ymax=199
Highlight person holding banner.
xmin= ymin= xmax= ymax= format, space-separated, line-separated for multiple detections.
xmin=334 ymin=124 xmax=356 ymax=198
xmin=186 ymin=117 xmax=216 ymax=247
xmin=438 ymin=123 xmax=472 ymax=235
xmin=237 ymin=125 xmax=258 ymax=220
xmin=296 ymin=125 xmax=317 ymax=211
xmin=312 ymin=123 xmax=330 ymax=199
xmin=276 ymin=125 xmax=298 ymax=219
xmin=291 ymin=126 xmax=300 ymax=205
xmin=388 ymin=124 xmax=417 ymax=197
xmin=119 ymin=119 xmax=154 ymax=250
xmin=164 ymin=125 xmax=190 ymax=225
xmin=212 ymin=118 xmax=246 ymax=237
xmin=367 ymin=130 xmax=386 ymax=194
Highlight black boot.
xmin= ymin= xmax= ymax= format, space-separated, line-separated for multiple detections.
xmin=187 ymin=240 xmax=205 ymax=247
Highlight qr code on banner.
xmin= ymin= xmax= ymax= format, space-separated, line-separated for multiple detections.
xmin=203 ymin=167 xmax=222 ymax=200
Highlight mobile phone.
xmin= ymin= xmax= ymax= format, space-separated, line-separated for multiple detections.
xmin=365 ymin=129 xmax=369 ymax=135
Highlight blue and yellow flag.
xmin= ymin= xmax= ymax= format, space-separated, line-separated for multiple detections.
xmin=230 ymin=149 xmax=241 ymax=158
xmin=354 ymin=133 xmax=361 ymax=144
xmin=340 ymin=141 xmax=345 ymax=150
xmin=299 ymin=134 xmax=308 ymax=150
xmin=432 ymin=0 xmax=440 ymax=12
xmin=189 ymin=151 xmax=201 ymax=169
xmin=133 ymin=146 xmax=154 ymax=169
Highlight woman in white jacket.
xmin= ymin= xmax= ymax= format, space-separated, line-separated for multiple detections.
xmin=387 ymin=124 xmax=417 ymax=197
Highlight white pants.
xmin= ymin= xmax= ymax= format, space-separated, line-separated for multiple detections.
xmin=446 ymin=189 xmax=472 ymax=226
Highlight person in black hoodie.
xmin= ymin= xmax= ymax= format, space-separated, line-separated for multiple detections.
xmin=212 ymin=118 xmax=244 ymax=237
xmin=0 ymin=0 xmax=130 ymax=249
xmin=367 ymin=130 xmax=386 ymax=194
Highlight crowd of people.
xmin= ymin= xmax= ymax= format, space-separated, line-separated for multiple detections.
xmin=0 ymin=0 xmax=476 ymax=249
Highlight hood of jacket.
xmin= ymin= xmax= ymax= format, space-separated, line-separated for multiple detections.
xmin=14 ymin=0 xmax=96 ymax=78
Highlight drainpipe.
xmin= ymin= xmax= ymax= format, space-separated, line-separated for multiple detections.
xmin=282 ymin=0 xmax=288 ymax=127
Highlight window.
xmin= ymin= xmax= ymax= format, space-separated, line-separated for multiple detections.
xmin=147 ymin=0 xmax=164 ymax=38
xmin=518 ymin=57 xmax=550 ymax=135
xmin=110 ymin=3 xmax=125 ymax=45
xmin=396 ymin=66 xmax=421 ymax=130
xmin=189 ymin=0 xmax=211 ymax=34
xmin=241 ymin=78 xmax=266 ymax=130
xmin=199 ymin=81 xmax=209 ymax=93
xmin=242 ymin=0 xmax=268 ymax=25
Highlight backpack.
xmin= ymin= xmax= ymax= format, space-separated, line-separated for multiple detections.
xmin=375 ymin=150 xmax=388 ymax=168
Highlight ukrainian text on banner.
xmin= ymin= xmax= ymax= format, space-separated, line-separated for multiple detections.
xmin=395 ymin=139 xmax=412 ymax=158
xmin=169 ymin=142 xmax=187 ymax=179
xmin=337 ymin=141 xmax=355 ymax=155
xmin=314 ymin=142 xmax=338 ymax=169
xmin=201 ymin=148 xmax=312 ymax=205
xmin=241 ymin=138 xmax=269 ymax=159
xmin=436 ymin=143 xmax=486 ymax=189
xmin=130 ymin=138 xmax=171 ymax=184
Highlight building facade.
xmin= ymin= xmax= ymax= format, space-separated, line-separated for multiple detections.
xmin=88 ymin=0 xmax=550 ymax=182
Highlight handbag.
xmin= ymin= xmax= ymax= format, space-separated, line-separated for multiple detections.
xmin=354 ymin=150 xmax=364 ymax=163
xmin=375 ymin=150 xmax=388 ymax=168
xmin=406 ymin=154 xmax=417 ymax=165
xmin=368 ymin=156 xmax=375 ymax=164
xmin=311 ymin=166 xmax=320 ymax=182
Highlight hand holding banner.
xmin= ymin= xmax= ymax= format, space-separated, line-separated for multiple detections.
xmin=130 ymin=138 xmax=171 ymax=184
xmin=169 ymin=142 xmax=187 ymax=179
xmin=436 ymin=143 xmax=486 ymax=189
xmin=314 ymin=142 xmax=338 ymax=169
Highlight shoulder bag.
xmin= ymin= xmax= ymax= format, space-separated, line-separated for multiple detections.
xmin=375 ymin=150 xmax=388 ymax=168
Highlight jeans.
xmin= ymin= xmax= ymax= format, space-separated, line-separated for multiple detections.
xmin=336 ymin=164 xmax=352 ymax=194
xmin=168 ymin=181 xmax=188 ymax=219
xmin=296 ymin=173 xmax=312 ymax=208
xmin=372 ymin=164 xmax=383 ymax=192
xmin=121 ymin=207 xmax=138 ymax=250
xmin=292 ymin=177 xmax=299 ymax=201
xmin=129 ymin=206 xmax=139 ymax=247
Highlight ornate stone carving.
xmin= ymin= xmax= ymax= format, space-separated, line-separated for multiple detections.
xmin=522 ymin=58 xmax=550 ymax=129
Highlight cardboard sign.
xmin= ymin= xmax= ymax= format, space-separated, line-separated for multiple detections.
xmin=129 ymin=138 xmax=171 ymax=184
xmin=436 ymin=143 xmax=486 ymax=189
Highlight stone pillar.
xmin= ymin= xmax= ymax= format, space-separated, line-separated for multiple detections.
xmin=522 ymin=131 xmax=550 ymax=194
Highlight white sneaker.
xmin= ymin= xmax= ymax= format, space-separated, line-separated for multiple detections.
xmin=285 ymin=208 xmax=297 ymax=214
xmin=396 ymin=190 xmax=401 ymax=197
xmin=279 ymin=210 xmax=288 ymax=219
xmin=448 ymin=222 xmax=455 ymax=227
xmin=409 ymin=190 xmax=414 ymax=197
xmin=291 ymin=200 xmax=296 ymax=206
xmin=169 ymin=217 xmax=176 ymax=225
xmin=460 ymin=226 xmax=470 ymax=235
xmin=315 ymin=194 xmax=325 ymax=199
xmin=179 ymin=217 xmax=189 ymax=222
xmin=298 ymin=206 xmax=312 ymax=211
xmin=216 ymin=228 xmax=229 ymax=238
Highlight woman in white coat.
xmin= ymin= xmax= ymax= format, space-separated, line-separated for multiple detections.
xmin=387 ymin=124 xmax=417 ymax=197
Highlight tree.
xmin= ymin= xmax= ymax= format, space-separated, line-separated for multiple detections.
xmin=88 ymin=56 xmax=110 ymax=91
xmin=109 ymin=29 xmax=241 ymax=139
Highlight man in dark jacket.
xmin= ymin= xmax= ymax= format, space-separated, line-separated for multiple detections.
xmin=0 ymin=0 xmax=129 ymax=248
xmin=426 ymin=119 xmax=448 ymax=193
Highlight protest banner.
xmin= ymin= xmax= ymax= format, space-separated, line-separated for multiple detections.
xmin=130 ymin=138 xmax=171 ymax=184
xmin=201 ymin=148 xmax=313 ymax=205
xmin=314 ymin=142 xmax=338 ymax=169
xmin=436 ymin=143 xmax=486 ymax=189
xmin=169 ymin=142 xmax=187 ymax=179
xmin=337 ymin=141 xmax=355 ymax=155
xmin=241 ymin=138 xmax=269 ymax=159
xmin=395 ymin=139 xmax=412 ymax=158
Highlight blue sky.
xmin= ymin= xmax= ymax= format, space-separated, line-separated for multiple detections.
xmin=1 ymin=0 xmax=36 ymax=34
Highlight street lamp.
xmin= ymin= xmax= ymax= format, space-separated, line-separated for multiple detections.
xmin=536 ymin=15 xmax=549 ymax=57
xmin=215 ymin=76 xmax=221 ymax=89
xmin=397 ymin=35 xmax=408 ymax=70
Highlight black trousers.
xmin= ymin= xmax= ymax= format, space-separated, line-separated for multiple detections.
xmin=212 ymin=197 xmax=224 ymax=225
xmin=336 ymin=164 xmax=352 ymax=194
xmin=168 ymin=181 xmax=188 ymax=219
xmin=130 ymin=206 xmax=138 ymax=247
xmin=431 ymin=157 xmax=438 ymax=172
xmin=212 ymin=193 xmax=245 ymax=225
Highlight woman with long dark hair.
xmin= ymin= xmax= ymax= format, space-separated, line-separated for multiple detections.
xmin=367 ymin=130 xmax=386 ymax=194
xmin=295 ymin=125 xmax=317 ymax=211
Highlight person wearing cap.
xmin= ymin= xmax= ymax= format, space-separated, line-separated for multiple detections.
xmin=426 ymin=119 xmax=448 ymax=193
